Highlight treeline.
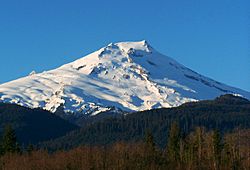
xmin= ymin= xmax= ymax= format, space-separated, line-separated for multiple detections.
xmin=0 ymin=124 xmax=249 ymax=170
xmin=42 ymin=94 xmax=250 ymax=150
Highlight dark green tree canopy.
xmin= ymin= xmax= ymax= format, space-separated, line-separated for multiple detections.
xmin=1 ymin=125 xmax=20 ymax=154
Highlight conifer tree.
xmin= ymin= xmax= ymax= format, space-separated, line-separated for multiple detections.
xmin=144 ymin=130 xmax=157 ymax=166
xmin=26 ymin=144 xmax=34 ymax=154
xmin=212 ymin=130 xmax=223 ymax=170
xmin=1 ymin=125 xmax=20 ymax=154
xmin=167 ymin=122 xmax=181 ymax=162
xmin=145 ymin=130 xmax=155 ymax=152
xmin=194 ymin=127 xmax=205 ymax=168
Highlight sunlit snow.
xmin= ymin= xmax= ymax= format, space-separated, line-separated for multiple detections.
xmin=0 ymin=40 xmax=249 ymax=116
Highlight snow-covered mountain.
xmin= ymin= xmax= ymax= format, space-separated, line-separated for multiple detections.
xmin=0 ymin=40 xmax=249 ymax=116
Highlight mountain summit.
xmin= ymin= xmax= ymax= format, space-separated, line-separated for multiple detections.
xmin=0 ymin=40 xmax=249 ymax=116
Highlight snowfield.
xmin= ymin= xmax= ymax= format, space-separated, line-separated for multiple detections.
xmin=0 ymin=40 xmax=249 ymax=116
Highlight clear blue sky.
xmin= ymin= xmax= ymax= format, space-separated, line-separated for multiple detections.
xmin=0 ymin=0 xmax=249 ymax=91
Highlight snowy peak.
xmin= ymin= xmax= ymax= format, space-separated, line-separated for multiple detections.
xmin=115 ymin=40 xmax=153 ymax=53
xmin=66 ymin=40 xmax=156 ymax=76
xmin=0 ymin=40 xmax=249 ymax=116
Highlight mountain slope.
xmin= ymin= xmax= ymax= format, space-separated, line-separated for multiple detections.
xmin=41 ymin=94 xmax=250 ymax=150
xmin=0 ymin=40 xmax=249 ymax=116
xmin=0 ymin=103 xmax=78 ymax=144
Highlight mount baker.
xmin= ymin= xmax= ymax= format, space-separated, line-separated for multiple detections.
xmin=0 ymin=40 xmax=249 ymax=116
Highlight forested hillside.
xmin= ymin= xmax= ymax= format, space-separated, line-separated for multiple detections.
xmin=42 ymin=94 xmax=250 ymax=150
xmin=0 ymin=103 xmax=78 ymax=144
xmin=1 ymin=125 xmax=250 ymax=170
xmin=0 ymin=95 xmax=249 ymax=169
